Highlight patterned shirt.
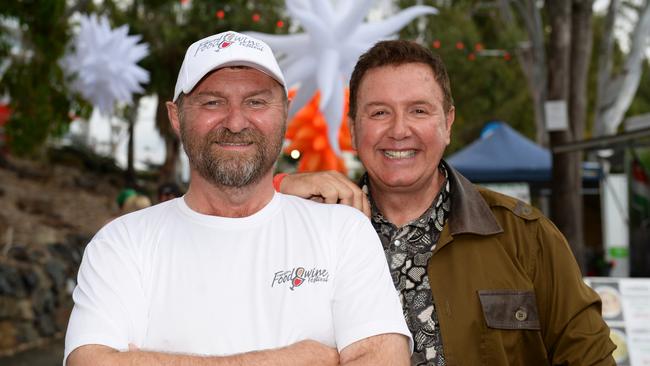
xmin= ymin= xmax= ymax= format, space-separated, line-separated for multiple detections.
xmin=361 ymin=165 xmax=451 ymax=366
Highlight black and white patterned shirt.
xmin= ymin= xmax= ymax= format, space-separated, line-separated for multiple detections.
xmin=361 ymin=165 xmax=451 ymax=366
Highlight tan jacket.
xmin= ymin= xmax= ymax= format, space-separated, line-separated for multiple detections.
xmin=429 ymin=165 xmax=616 ymax=365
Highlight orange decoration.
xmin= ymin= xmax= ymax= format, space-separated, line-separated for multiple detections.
xmin=215 ymin=10 xmax=225 ymax=19
xmin=432 ymin=40 xmax=441 ymax=49
xmin=252 ymin=13 xmax=261 ymax=22
xmin=284 ymin=90 xmax=354 ymax=174
xmin=503 ymin=51 xmax=511 ymax=61
xmin=455 ymin=41 xmax=464 ymax=50
xmin=467 ymin=53 xmax=476 ymax=61
xmin=276 ymin=20 xmax=285 ymax=28
xmin=474 ymin=43 xmax=484 ymax=52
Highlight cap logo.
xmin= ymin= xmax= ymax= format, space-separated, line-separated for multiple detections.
xmin=194 ymin=32 xmax=265 ymax=57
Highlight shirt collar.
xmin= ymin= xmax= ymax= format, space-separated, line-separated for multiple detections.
xmin=361 ymin=163 xmax=451 ymax=229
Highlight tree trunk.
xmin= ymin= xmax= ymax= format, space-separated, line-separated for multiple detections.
xmin=595 ymin=1 xmax=650 ymax=136
xmin=570 ymin=0 xmax=593 ymax=143
xmin=547 ymin=0 xmax=586 ymax=272
xmin=125 ymin=98 xmax=141 ymax=187
xmin=498 ymin=0 xmax=548 ymax=146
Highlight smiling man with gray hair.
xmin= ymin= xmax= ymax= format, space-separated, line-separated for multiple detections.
xmin=64 ymin=31 xmax=411 ymax=366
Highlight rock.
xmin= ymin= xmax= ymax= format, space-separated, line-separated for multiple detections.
xmin=32 ymin=228 xmax=58 ymax=247
xmin=44 ymin=259 xmax=67 ymax=292
xmin=31 ymin=288 xmax=55 ymax=317
xmin=48 ymin=243 xmax=78 ymax=266
xmin=0 ymin=265 xmax=14 ymax=295
xmin=14 ymin=320 xmax=39 ymax=344
xmin=0 ymin=320 xmax=17 ymax=350
xmin=35 ymin=313 xmax=56 ymax=337
xmin=17 ymin=299 xmax=34 ymax=320
xmin=7 ymin=244 xmax=29 ymax=262
xmin=0 ymin=264 xmax=24 ymax=297
xmin=20 ymin=268 xmax=39 ymax=294
xmin=0 ymin=297 xmax=20 ymax=318
xmin=26 ymin=246 xmax=49 ymax=264
xmin=54 ymin=306 xmax=72 ymax=331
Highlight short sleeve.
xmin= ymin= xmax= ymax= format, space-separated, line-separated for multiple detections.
xmin=331 ymin=212 xmax=412 ymax=352
xmin=63 ymin=225 xmax=147 ymax=365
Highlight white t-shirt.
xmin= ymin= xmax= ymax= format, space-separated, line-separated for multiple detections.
xmin=64 ymin=193 xmax=410 ymax=362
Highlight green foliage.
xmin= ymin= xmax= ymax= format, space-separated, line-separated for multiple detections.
xmin=0 ymin=0 xmax=91 ymax=156
xmin=397 ymin=1 xmax=535 ymax=154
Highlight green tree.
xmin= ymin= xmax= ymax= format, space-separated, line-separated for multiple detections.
xmin=398 ymin=1 xmax=535 ymax=154
xmin=0 ymin=1 xmax=90 ymax=156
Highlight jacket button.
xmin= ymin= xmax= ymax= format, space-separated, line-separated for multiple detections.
xmin=515 ymin=308 xmax=528 ymax=321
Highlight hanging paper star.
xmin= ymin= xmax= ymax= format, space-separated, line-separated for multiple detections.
xmin=61 ymin=14 xmax=150 ymax=115
xmin=247 ymin=0 xmax=437 ymax=153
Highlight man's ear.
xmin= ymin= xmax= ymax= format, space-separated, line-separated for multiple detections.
xmin=166 ymin=101 xmax=181 ymax=138
xmin=444 ymin=106 xmax=455 ymax=146
xmin=348 ymin=116 xmax=358 ymax=151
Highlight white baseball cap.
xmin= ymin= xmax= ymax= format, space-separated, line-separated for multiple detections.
xmin=173 ymin=31 xmax=286 ymax=101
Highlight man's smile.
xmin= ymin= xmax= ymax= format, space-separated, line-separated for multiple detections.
xmin=382 ymin=149 xmax=416 ymax=159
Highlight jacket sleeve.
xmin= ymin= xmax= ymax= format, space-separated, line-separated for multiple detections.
xmin=530 ymin=217 xmax=616 ymax=366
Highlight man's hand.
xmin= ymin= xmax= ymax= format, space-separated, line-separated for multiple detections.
xmin=67 ymin=340 xmax=338 ymax=366
xmin=280 ymin=171 xmax=371 ymax=217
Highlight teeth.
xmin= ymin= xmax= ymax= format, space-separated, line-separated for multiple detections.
xmin=384 ymin=150 xmax=415 ymax=159
xmin=219 ymin=142 xmax=250 ymax=146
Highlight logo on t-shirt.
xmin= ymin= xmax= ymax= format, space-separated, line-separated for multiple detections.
xmin=271 ymin=266 xmax=329 ymax=290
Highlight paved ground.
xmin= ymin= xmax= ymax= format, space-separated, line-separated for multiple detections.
xmin=0 ymin=339 xmax=64 ymax=366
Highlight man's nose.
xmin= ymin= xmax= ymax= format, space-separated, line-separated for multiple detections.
xmin=388 ymin=112 xmax=410 ymax=139
xmin=222 ymin=104 xmax=249 ymax=133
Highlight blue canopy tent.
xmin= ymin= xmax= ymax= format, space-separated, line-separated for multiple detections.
xmin=447 ymin=121 xmax=552 ymax=183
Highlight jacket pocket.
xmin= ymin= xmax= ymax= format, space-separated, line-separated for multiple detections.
xmin=477 ymin=289 xmax=541 ymax=330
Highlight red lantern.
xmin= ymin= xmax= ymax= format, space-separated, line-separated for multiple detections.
xmin=467 ymin=53 xmax=476 ymax=61
xmin=0 ymin=104 xmax=10 ymax=126
xmin=276 ymin=20 xmax=284 ymax=28
xmin=432 ymin=40 xmax=441 ymax=49
xmin=504 ymin=52 xmax=511 ymax=61
xmin=215 ymin=10 xmax=225 ymax=19
xmin=474 ymin=43 xmax=484 ymax=52
xmin=455 ymin=41 xmax=464 ymax=50
xmin=252 ymin=13 xmax=261 ymax=22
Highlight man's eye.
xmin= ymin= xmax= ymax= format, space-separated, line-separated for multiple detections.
xmin=371 ymin=110 xmax=387 ymax=117
xmin=413 ymin=108 xmax=428 ymax=114
xmin=202 ymin=99 xmax=222 ymax=106
xmin=247 ymin=99 xmax=267 ymax=107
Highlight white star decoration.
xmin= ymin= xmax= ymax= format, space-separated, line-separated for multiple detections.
xmin=247 ymin=0 xmax=437 ymax=152
xmin=61 ymin=14 xmax=150 ymax=115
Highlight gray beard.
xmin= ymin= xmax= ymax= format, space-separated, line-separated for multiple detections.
xmin=182 ymin=126 xmax=284 ymax=189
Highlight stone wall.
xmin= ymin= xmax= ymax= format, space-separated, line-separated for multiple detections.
xmin=0 ymin=235 xmax=88 ymax=356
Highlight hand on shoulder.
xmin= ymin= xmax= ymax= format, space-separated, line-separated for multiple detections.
xmin=279 ymin=171 xmax=370 ymax=217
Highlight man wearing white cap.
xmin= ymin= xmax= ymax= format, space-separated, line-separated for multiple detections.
xmin=64 ymin=31 xmax=411 ymax=365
